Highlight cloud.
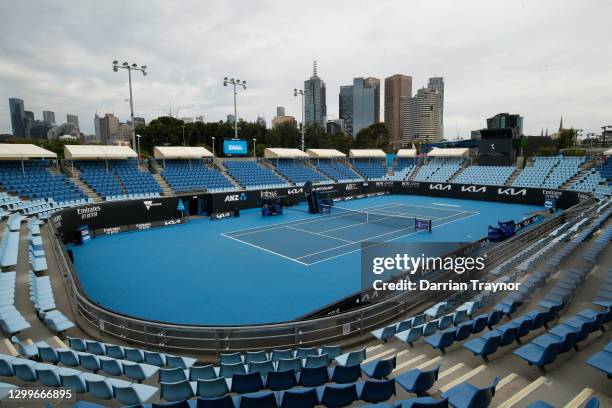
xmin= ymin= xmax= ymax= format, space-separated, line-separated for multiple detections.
xmin=0 ymin=0 xmax=610 ymax=138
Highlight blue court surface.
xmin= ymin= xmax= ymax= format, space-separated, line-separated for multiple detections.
xmin=69 ymin=195 xmax=541 ymax=325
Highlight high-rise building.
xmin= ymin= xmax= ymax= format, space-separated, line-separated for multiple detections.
xmin=326 ymin=119 xmax=345 ymax=135
xmin=276 ymin=107 xmax=286 ymax=117
xmin=486 ymin=113 xmax=523 ymax=136
xmin=339 ymin=85 xmax=353 ymax=136
xmin=42 ymin=110 xmax=55 ymax=124
xmin=304 ymin=61 xmax=326 ymax=128
xmin=67 ymin=114 xmax=79 ymax=130
xmin=9 ymin=98 xmax=25 ymax=137
xmin=94 ymin=113 xmax=120 ymax=145
xmin=117 ymin=123 xmax=133 ymax=142
xmin=352 ymin=77 xmax=380 ymax=137
xmin=271 ymin=115 xmax=297 ymax=128
xmin=401 ymin=88 xmax=443 ymax=145
xmin=227 ymin=114 xmax=236 ymax=124
xmin=256 ymin=116 xmax=266 ymax=127
xmin=24 ymin=111 xmax=35 ymax=138
xmin=427 ymin=77 xmax=444 ymax=135
xmin=131 ymin=117 xmax=146 ymax=128
xmin=384 ymin=75 xmax=412 ymax=147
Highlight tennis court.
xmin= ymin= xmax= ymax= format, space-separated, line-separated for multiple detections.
xmin=222 ymin=202 xmax=480 ymax=265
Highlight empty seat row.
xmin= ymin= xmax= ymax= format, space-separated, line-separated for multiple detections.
xmin=29 ymin=272 xmax=74 ymax=334
xmin=0 ymin=271 xmax=30 ymax=335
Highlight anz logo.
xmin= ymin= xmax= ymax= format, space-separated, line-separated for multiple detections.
xmin=429 ymin=184 xmax=451 ymax=191
xmin=497 ymin=187 xmax=527 ymax=196
xmin=224 ymin=192 xmax=247 ymax=202
xmin=461 ymin=185 xmax=487 ymax=193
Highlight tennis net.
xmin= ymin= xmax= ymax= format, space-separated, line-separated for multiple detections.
xmin=329 ymin=206 xmax=417 ymax=229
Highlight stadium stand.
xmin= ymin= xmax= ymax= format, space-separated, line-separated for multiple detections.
xmin=272 ymin=159 xmax=331 ymax=185
xmin=414 ymin=157 xmax=465 ymax=182
xmin=351 ymin=159 xmax=389 ymax=180
xmin=223 ymin=160 xmax=289 ymax=189
xmin=314 ymin=159 xmax=363 ymax=182
xmin=392 ymin=158 xmax=417 ymax=180
xmin=513 ymin=156 xmax=586 ymax=189
xmin=453 ymin=165 xmax=516 ymax=186
xmin=161 ymin=160 xmax=234 ymax=193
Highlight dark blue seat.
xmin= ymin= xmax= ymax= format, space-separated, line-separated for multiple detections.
xmin=265 ymin=369 xmax=297 ymax=391
xmin=560 ymin=318 xmax=592 ymax=343
xmin=278 ymin=387 xmax=318 ymax=408
xmin=489 ymin=325 xmax=518 ymax=347
xmin=425 ymin=329 xmax=456 ymax=354
xmin=231 ymin=372 xmax=264 ymax=394
xmin=455 ymin=322 xmax=474 ymax=341
xmin=357 ymin=379 xmax=396 ymax=403
xmin=586 ymin=343 xmax=612 ymax=378
xmin=372 ymin=325 xmax=397 ymax=342
xmin=486 ymin=310 xmax=503 ymax=329
xmin=547 ymin=325 xmax=579 ymax=353
xmin=514 ymin=342 xmax=559 ymax=371
xmin=509 ymin=316 xmax=532 ymax=343
xmin=396 ymin=397 xmax=449 ymax=408
xmin=441 ymin=376 xmax=500 ymax=408
xmin=470 ymin=315 xmax=488 ymax=334
xmin=316 ymin=383 xmax=358 ymax=408
xmin=526 ymin=310 xmax=549 ymax=330
xmin=298 ymin=365 xmax=329 ymax=387
xmin=396 ymin=327 xmax=423 ymax=346
xmin=361 ymin=356 xmax=396 ymax=379
xmin=395 ymin=364 xmax=440 ymax=396
xmin=463 ymin=335 xmax=500 ymax=361
xmin=196 ymin=395 xmax=237 ymax=408
xmin=329 ymin=364 xmax=361 ymax=384
xmin=238 ymin=391 xmax=278 ymax=408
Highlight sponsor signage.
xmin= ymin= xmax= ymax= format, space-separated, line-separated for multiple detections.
xmin=223 ymin=139 xmax=248 ymax=155
xmin=211 ymin=212 xmax=233 ymax=220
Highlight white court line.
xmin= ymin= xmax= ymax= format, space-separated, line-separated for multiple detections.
xmin=303 ymin=211 xmax=481 ymax=265
xmin=223 ymin=202 xmax=406 ymax=237
xmin=296 ymin=210 xmax=479 ymax=262
xmin=432 ymin=202 xmax=461 ymax=207
xmin=286 ymin=226 xmax=355 ymax=243
xmin=221 ymin=233 xmax=310 ymax=266
xmin=314 ymin=212 xmax=446 ymax=234
xmin=369 ymin=203 xmax=478 ymax=214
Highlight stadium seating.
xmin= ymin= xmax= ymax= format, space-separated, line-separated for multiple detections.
xmin=513 ymin=156 xmax=586 ymax=189
xmin=453 ymin=165 xmax=516 ymax=185
xmin=76 ymin=159 xmax=162 ymax=200
xmin=351 ymin=159 xmax=389 ymax=180
xmin=223 ymin=160 xmax=289 ymax=189
xmin=29 ymin=272 xmax=75 ymax=334
xmin=161 ymin=159 xmax=234 ymax=193
xmin=272 ymin=159 xmax=331 ymax=185
xmin=0 ymin=160 xmax=87 ymax=203
xmin=414 ymin=157 xmax=464 ymax=182
xmin=393 ymin=158 xmax=417 ymax=180
xmin=314 ymin=159 xmax=363 ymax=182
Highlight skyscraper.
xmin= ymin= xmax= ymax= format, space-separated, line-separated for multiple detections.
xmin=486 ymin=113 xmax=523 ymax=136
xmin=304 ymin=61 xmax=326 ymax=128
xmin=276 ymin=107 xmax=285 ymax=117
xmin=67 ymin=114 xmax=79 ymax=130
xmin=384 ymin=75 xmax=412 ymax=147
xmin=42 ymin=110 xmax=55 ymax=124
xmin=9 ymin=98 xmax=25 ymax=137
xmin=427 ymin=77 xmax=444 ymax=135
xmin=352 ymin=77 xmax=380 ymax=137
xmin=401 ymin=88 xmax=443 ymax=145
xmin=24 ymin=111 xmax=35 ymax=138
xmin=339 ymin=85 xmax=353 ymax=136
xmin=94 ymin=113 xmax=120 ymax=144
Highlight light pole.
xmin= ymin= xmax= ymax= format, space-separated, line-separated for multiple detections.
xmin=294 ymin=89 xmax=305 ymax=151
xmin=602 ymin=125 xmax=612 ymax=147
xmin=253 ymin=138 xmax=257 ymax=158
xmin=223 ymin=77 xmax=246 ymax=139
xmin=181 ymin=125 xmax=186 ymax=146
xmin=136 ymin=134 xmax=141 ymax=158
xmin=211 ymin=137 xmax=215 ymax=159
xmin=113 ymin=60 xmax=147 ymax=150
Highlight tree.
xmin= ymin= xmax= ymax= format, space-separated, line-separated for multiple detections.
xmin=557 ymin=128 xmax=576 ymax=150
xmin=353 ymin=123 xmax=390 ymax=151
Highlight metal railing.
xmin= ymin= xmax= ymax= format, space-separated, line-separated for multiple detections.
xmin=49 ymin=196 xmax=598 ymax=356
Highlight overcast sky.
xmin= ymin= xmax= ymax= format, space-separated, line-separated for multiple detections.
xmin=1 ymin=0 xmax=610 ymax=138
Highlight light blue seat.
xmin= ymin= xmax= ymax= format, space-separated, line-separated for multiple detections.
xmin=144 ymin=351 xmax=167 ymax=366
xmin=304 ymin=353 xmax=329 ymax=368
xmin=442 ymin=376 xmax=500 ymax=408
xmin=296 ymin=347 xmax=319 ymax=358
xmin=248 ymin=360 xmax=275 ymax=376
xmin=58 ymin=367 xmax=87 ymax=393
xmin=99 ymin=356 xmax=123 ymax=376
xmin=160 ymin=367 xmax=189 ymax=383
xmin=395 ymin=326 xmax=423 ymax=346
xmin=219 ymin=362 xmax=246 ymax=378
xmin=81 ymin=353 xmax=101 ymax=373
xmin=160 ymin=379 xmax=196 ymax=401
xmin=58 ymin=348 xmax=82 ymax=367
xmin=113 ymin=382 xmax=159 ymax=405
xmin=320 ymin=345 xmax=343 ymax=360
xmin=124 ymin=347 xmax=145 ymax=363
xmin=166 ymin=355 xmax=197 ymax=369
xmin=37 ymin=364 xmax=62 ymax=387
xmin=196 ymin=377 xmax=230 ymax=398
xmin=189 ymin=364 xmax=217 ymax=381
xmin=334 ymin=348 xmax=366 ymax=366
xmin=87 ymin=375 xmax=129 ymax=400
xmin=372 ymin=325 xmax=397 ymax=342
xmin=276 ymin=357 xmax=302 ymax=373
xmin=12 ymin=358 xmax=38 ymax=381
xmin=220 ymin=352 xmax=243 ymax=365
xmin=271 ymin=349 xmax=293 ymax=361
xmin=244 ymin=351 xmax=267 ymax=364
xmin=67 ymin=337 xmax=87 ymax=352
xmin=425 ymin=329 xmax=456 ymax=354
xmin=123 ymin=361 xmax=160 ymax=382
xmin=361 ymin=356 xmax=396 ymax=379
xmin=395 ymin=364 xmax=441 ymax=396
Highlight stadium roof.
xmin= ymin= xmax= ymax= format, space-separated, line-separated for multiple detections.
xmin=0 ymin=143 xmax=57 ymax=159
xmin=349 ymin=149 xmax=386 ymax=158
xmin=264 ymin=148 xmax=309 ymax=158
xmin=427 ymin=147 xmax=469 ymax=157
xmin=306 ymin=149 xmax=346 ymax=158
xmin=64 ymin=145 xmax=138 ymax=160
xmin=396 ymin=149 xmax=417 ymax=158
xmin=604 ymin=148 xmax=612 ymax=156
xmin=153 ymin=146 xmax=213 ymax=159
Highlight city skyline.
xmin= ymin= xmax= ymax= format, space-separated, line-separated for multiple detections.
xmin=0 ymin=0 xmax=610 ymax=138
